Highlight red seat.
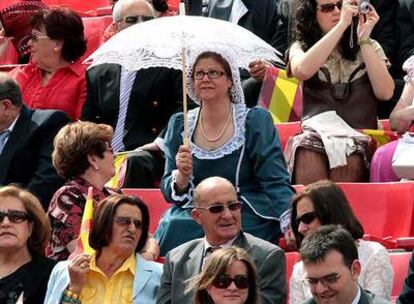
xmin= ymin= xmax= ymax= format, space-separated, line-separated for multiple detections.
xmin=275 ymin=121 xmax=301 ymax=151
xmin=286 ymin=251 xmax=300 ymax=295
xmin=0 ymin=39 xmax=19 ymax=65
xmin=81 ymin=15 xmax=112 ymax=60
xmin=121 ymin=188 xmax=170 ymax=234
xmin=389 ymin=251 xmax=412 ymax=301
xmin=337 ymin=182 xmax=414 ymax=246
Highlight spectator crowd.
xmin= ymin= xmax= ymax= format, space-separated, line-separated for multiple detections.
xmin=1 ymin=0 xmax=414 ymax=303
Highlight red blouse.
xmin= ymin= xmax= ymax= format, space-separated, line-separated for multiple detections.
xmin=10 ymin=60 xmax=87 ymax=120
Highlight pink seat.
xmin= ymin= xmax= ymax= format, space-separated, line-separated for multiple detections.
xmin=337 ymin=182 xmax=414 ymax=244
xmin=121 ymin=188 xmax=170 ymax=234
xmin=275 ymin=121 xmax=301 ymax=151
xmin=389 ymin=252 xmax=412 ymax=301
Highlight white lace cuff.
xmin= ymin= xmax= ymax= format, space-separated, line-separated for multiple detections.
xmin=280 ymin=209 xmax=291 ymax=233
xmin=170 ymin=169 xmax=194 ymax=204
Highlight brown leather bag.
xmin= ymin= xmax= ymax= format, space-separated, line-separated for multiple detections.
xmin=302 ymin=64 xmax=378 ymax=129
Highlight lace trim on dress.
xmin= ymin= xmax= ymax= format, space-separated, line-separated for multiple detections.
xmin=403 ymin=56 xmax=414 ymax=83
xmin=170 ymin=169 xmax=195 ymax=204
xmin=185 ymin=103 xmax=247 ymax=160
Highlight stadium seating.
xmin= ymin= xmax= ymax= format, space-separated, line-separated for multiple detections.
xmin=286 ymin=251 xmax=300 ymax=298
xmin=390 ymin=251 xmax=412 ymax=301
xmin=81 ymin=15 xmax=112 ymax=60
xmin=122 ymin=188 xmax=170 ymax=234
xmin=338 ymin=182 xmax=414 ymax=249
xmin=275 ymin=121 xmax=301 ymax=151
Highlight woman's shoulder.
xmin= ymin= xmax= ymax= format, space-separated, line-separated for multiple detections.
xmin=245 ymin=106 xmax=273 ymax=125
xmin=136 ymin=254 xmax=163 ymax=276
xmin=358 ymin=239 xmax=388 ymax=259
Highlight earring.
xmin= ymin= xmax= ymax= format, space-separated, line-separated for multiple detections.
xmin=94 ymin=166 xmax=99 ymax=171
xmin=54 ymin=47 xmax=59 ymax=51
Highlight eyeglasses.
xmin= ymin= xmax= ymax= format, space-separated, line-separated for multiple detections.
xmin=29 ymin=32 xmax=49 ymax=42
xmin=196 ymin=201 xmax=242 ymax=214
xmin=304 ymin=273 xmax=341 ymax=287
xmin=114 ymin=216 xmax=143 ymax=229
xmin=0 ymin=210 xmax=30 ymax=224
xmin=318 ymin=0 xmax=342 ymax=13
xmin=193 ymin=69 xmax=226 ymax=80
xmin=213 ymin=274 xmax=249 ymax=289
xmin=295 ymin=211 xmax=317 ymax=226
xmin=122 ymin=15 xmax=154 ymax=24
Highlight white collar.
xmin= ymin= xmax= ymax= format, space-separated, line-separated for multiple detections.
xmin=350 ymin=285 xmax=361 ymax=304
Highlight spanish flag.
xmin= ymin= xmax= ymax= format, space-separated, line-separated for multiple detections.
xmin=258 ymin=66 xmax=302 ymax=124
xmin=69 ymin=186 xmax=95 ymax=259
xmin=358 ymin=129 xmax=401 ymax=147
xmin=106 ymin=152 xmax=128 ymax=188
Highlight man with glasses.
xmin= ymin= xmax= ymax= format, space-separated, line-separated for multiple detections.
xmin=156 ymin=176 xmax=287 ymax=304
xmin=301 ymin=225 xmax=390 ymax=304
xmin=0 ymin=72 xmax=69 ymax=209
xmin=82 ymin=0 xmax=187 ymax=188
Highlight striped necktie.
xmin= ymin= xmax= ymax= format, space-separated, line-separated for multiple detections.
xmin=111 ymin=69 xmax=137 ymax=153
xmin=0 ymin=129 xmax=11 ymax=155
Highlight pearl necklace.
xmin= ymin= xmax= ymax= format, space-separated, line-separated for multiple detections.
xmin=199 ymin=104 xmax=233 ymax=142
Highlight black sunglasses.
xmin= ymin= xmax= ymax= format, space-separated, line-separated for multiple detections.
xmin=114 ymin=216 xmax=143 ymax=229
xmin=295 ymin=211 xmax=317 ymax=226
xmin=213 ymin=274 xmax=249 ymax=289
xmin=123 ymin=15 xmax=154 ymax=24
xmin=318 ymin=0 xmax=342 ymax=13
xmin=0 ymin=210 xmax=30 ymax=224
xmin=196 ymin=201 xmax=242 ymax=214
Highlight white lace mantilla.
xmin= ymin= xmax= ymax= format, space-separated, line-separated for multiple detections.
xmin=184 ymin=103 xmax=247 ymax=160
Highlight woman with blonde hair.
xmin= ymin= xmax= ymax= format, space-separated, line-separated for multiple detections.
xmin=189 ymin=247 xmax=258 ymax=304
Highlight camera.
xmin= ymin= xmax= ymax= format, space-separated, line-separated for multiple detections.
xmin=359 ymin=0 xmax=370 ymax=14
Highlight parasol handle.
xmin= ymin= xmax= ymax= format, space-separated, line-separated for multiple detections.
xmin=181 ymin=47 xmax=189 ymax=147
xmin=179 ymin=2 xmax=186 ymax=15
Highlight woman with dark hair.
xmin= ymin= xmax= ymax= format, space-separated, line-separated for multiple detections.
xmin=9 ymin=7 xmax=87 ymax=120
xmin=188 ymin=247 xmax=258 ymax=304
xmin=44 ymin=194 xmax=162 ymax=304
xmin=151 ymin=0 xmax=177 ymax=17
xmin=155 ymin=48 xmax=294 ymax=255
xmin=289 ymin=180 xmax=393 ymax=303
xmin=0 ymin=185 xmax=56 ymax=304
xmin=286 ymin=0 xmax=394 ymax=184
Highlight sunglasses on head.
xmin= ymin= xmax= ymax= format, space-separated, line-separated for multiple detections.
xmin=114 ymin=216 xmax=143 ymax=229
xmin=0 ymin=210 xmax=30 ymax=224
xmin=29 ymin=32 xmax=49 ymax=42
xmin=123 ymin=15 xmax=154 ymax=24
xmin=318 ymin=0 xmax=342 ymax=13
xmin=196 ymin=201 xmax=242 ymax=214
xmin=295 ymin=211 xmax=317 ymax=226
xmin=213 ymin=274 xmax=249 ymax=289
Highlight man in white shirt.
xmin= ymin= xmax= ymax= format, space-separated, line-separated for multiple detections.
xmin=301 ymin=225 xmax=391 ymax=304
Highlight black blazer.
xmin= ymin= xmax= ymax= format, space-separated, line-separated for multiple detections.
xmin=304 ymin=287 xmax=390 ymax=304
xmin=187 ymin=0 xmax=279 ymax=47
xmin=0 ymin=106 xmax=69 ymax=209
xmin=81 ymin=64 xmax=184 ymax=150
xmin=398 ymin=251 xmax=414 ymax=304
xmin=396 ymin=0 xmax=414 ymax=77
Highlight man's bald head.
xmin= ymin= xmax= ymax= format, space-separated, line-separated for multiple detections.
xmin=193 ymin=176 xmax=237 ymax=207
xmin=113 ymin=0 xmax=155 ymax=32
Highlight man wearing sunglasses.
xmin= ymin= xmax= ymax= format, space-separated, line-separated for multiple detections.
xmin=157 ymin=176 xmax=287 ymax=304
xmin=301 ymin=225 xmax=390 ymax=304
xmin=82 ymin=0 xmax=190 ymax=188
xmin=0 ymin=73 xmax=69 ymax=209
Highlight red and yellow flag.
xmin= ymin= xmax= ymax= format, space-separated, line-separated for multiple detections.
xmin=106 ymin=152 xmax=128 ymax=188
xmin=69 ymin=186 xmax=95 ymax=259
xmin=258 ymin=66 xmax=302 ymax=124
xmin=358 ymin=129 xmax=401 ymax=147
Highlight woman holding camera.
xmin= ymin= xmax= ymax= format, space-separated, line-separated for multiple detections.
xmin=287 ymin=0 xmax=394 ymax=184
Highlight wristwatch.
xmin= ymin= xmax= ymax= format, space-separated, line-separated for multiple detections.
xmin=357 ymin=37 xmax=374 ymax=46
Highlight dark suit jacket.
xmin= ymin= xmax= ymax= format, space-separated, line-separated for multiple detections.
xmin=397 ymin=251 xmax=414 ymax=304
xmin=0 ymin=106 xmax=68 ymax=209
xmin=396 ymin=0 xmax=414 ymax=77
xmin=304 ymin=287 xmax=391 ymax=304
xmin=187 ymin=0 xmax=279 ymax=47
xmin=81 ymin=64 xmax=183 ymax=150
xmin=156 ymin=232 xmax=287 ymax=304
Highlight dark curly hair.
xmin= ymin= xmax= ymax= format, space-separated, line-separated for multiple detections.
xmin=152 ymin=0 xmax=169 ymax=13
xmin=52 ymin=121 xmax=113 ymax=180
xmin=292 ymin=0 xmax=359 ymax=61
xmin=31 ymin=7 xmax=87 ymax=62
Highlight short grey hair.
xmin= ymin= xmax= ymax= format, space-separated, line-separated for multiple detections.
xmin=112 ymin=0 xmax=155 ymax=22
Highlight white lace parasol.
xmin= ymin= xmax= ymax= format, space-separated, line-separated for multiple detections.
xmin=85 ymin=15 xmax=283 ymax=71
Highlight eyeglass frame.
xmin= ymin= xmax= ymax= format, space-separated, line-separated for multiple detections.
xmin=29 ymin=31 xmax=50 ymax=42
xmin=121 ymin=15 xmax=154 ymax=25
xmin=212 ymin=274 xmax=250 ymax=289
xmin=114 ymin=216 xmax=143 ymax=229
xmin=303 ymin=272 xmax=342 ymax=288
xmin=0 ymin=210 xmax=31 ymax=224
xmin=193 ymin=69 xmax=226 ymax=80
xmin=317 ymin=0 xmax=343 ymax=13
xmin=195 ymin=201 xmax=242 ymax=214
